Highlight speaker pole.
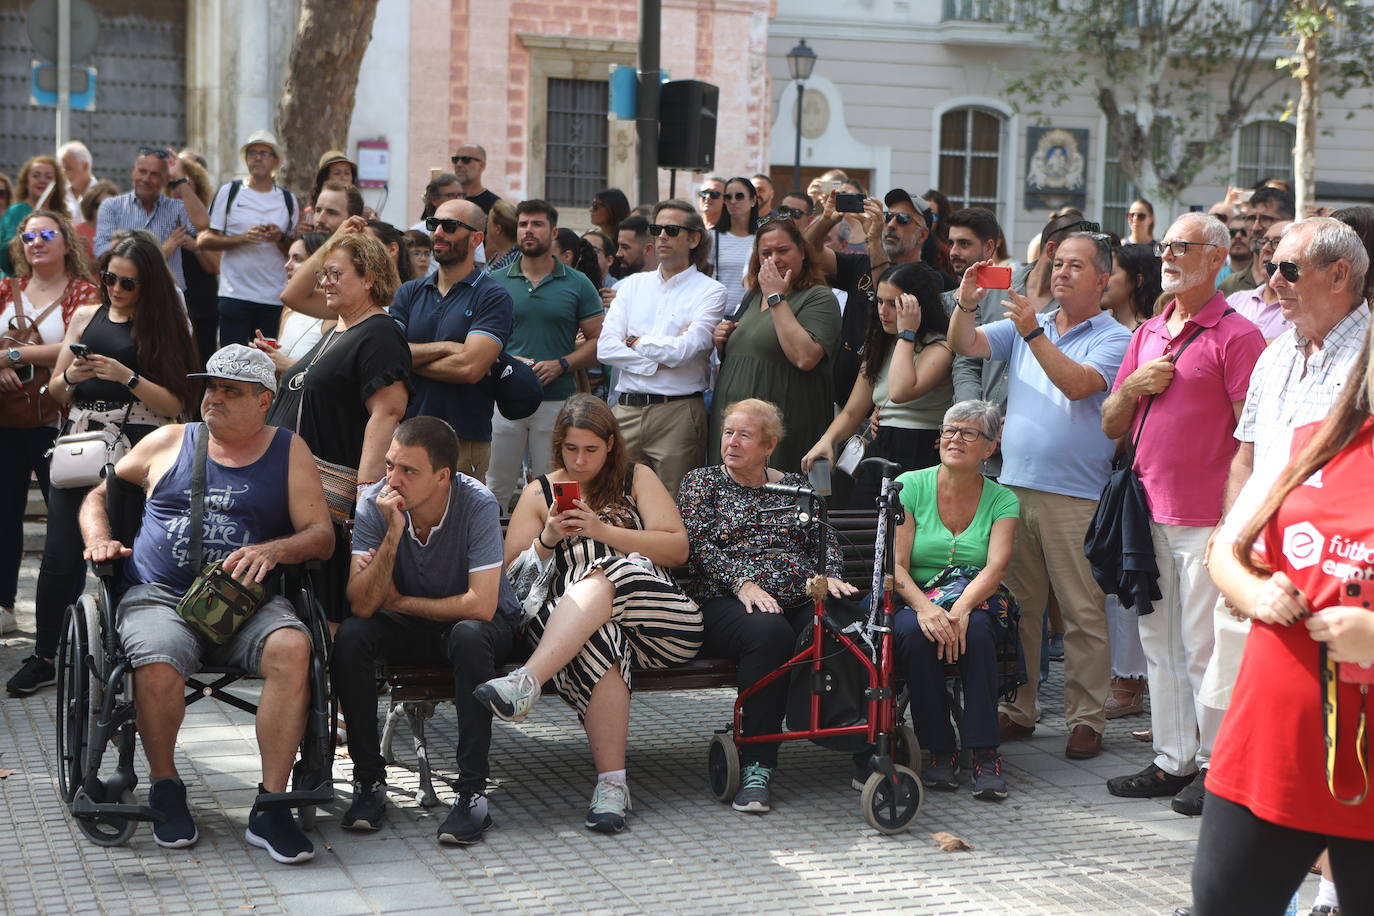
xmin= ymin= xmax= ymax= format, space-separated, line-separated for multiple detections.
xmin=636 ymin=0 xmax=662 ymax=207
xmin=669 ymin=168 xmax=677 ymax=199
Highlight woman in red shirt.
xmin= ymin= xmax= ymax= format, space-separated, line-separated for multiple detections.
xmin=1202 ymin=326 xmax=1374 ymax=915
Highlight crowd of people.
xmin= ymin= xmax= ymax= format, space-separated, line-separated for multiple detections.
xmin=2 ymin=135 xmax=1372 ymax=912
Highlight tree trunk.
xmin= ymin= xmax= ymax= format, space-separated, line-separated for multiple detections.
xmin=274 ymin=0 xmax=381 ymax=198
xmin=1294 ymin=15 xmax=1319 ymax=217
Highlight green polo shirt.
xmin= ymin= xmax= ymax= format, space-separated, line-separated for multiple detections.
xmin=491 ymin=257 xmax=604 ymax=401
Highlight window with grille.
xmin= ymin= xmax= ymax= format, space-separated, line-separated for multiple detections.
xmin=545 ymin=78 xmax=609 ymax=209
xmin=938 ymin=108 xmax=1002 ymax=215
xmin=1102 ymin=120 xmax=1174 ymax=239
xmin=942 ymin=0 xmax=1009 ymax=20
xmin=1236 ymin=120 xmax=1294 ymax=189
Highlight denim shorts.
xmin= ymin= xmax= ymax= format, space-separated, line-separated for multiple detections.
xmin=116 ymin=582 xmax=309 ymax=680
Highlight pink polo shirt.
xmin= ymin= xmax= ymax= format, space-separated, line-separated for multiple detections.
xmin=1111 ymin=292 xmax=1266 ymax=526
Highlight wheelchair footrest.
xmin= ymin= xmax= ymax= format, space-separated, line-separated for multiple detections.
xmin=251 ymin=785 xmax=335 ymax=811
xmin=71 ymin=793 xmax=164 ymax=824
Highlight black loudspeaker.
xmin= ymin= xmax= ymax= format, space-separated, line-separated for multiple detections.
xmin=658 ymin=80 xmax=718 ymax=172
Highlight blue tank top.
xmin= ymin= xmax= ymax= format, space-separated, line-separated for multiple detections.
xmin=129 ymin=424 xmax=295 ymax=592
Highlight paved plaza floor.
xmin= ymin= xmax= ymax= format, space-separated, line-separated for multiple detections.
xmin=0 ymin=560 xmax=1318 ymax=915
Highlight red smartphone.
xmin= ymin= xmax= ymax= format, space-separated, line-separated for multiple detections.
xmin=976 ymin=265 xmax=1012 ymax=289
xmin=551 ymin=480 xmax=580 ymax=514
xmin=1337 ymin=580 xmax=1374 ymax=685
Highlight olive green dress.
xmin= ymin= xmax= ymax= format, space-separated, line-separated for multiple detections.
xmin=709 ymin=284 xmax=841 ymax=472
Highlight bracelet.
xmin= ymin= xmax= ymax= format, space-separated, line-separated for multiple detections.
xmin=62 ymin=369 xmax=73 ymax=385
xmin=1022 ymin=327 xmax=1045 ymax=343
xmin=956 ymin=301 xmax=978 ymax=314
xmin=538 ymin=533 xmax=558 ymax=550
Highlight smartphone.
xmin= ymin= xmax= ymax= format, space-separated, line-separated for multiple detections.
xmin=69 ymin=343 xmax=91 ymax=359
xmin=1337 ymin=580 xmax=1374 ymax=685
xmin=551 ymin=480 xmax=581 ymax=514
xmin=835 ymin=192 xmax=864 ymax=213
xmin=258 ymin=337 xmax=279 ymax=349
xmin=976 ymin=265 xmax=1013 ymax=289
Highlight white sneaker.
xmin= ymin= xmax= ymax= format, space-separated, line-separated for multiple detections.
xmin=0 ymin=608 xmax=17 ymax=635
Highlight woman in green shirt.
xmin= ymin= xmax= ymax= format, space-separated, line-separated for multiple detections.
xmin=892 ymin=399 xmax=1020 ymax=801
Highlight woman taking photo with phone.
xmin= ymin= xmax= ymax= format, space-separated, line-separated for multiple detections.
xmin=475 ymin=394 xmax=700 ymax=834
xmin=6 ymin=232 xmax=195 ymax=696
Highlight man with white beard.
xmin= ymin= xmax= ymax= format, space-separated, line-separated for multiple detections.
xmin=1099 ymin=212 xmax=1265 ymax=816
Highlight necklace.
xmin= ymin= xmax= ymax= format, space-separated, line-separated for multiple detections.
xmin=286 ymin=326 xmax=344 ymax=392
xmin=722 ymin=464 xmax=767 ymax=488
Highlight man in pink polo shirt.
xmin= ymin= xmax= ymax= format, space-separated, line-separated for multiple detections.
xmin=1098 ymin=212 xmax=1266 ymax=817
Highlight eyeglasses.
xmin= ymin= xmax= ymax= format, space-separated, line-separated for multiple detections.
xmin=1252 ymin=235 xmax=1283 ymax=252
xmin=1264 ymin=260 xmax=1305 ymax=283
xmin=450 ymin=155 xmax=483 ymax=165
xmin=884 ymin=211 xmax=916 ymax=226
xmin=244 ymin=148 xmax=277 ymax=160
xmin=425 ymin=216 xmax=481 ymax=234
xmin=139 ymin=147 xmax=172 ymax=159
xmin=101 ymin=271 xmax=139 ymax=291
xmin=315 ymin=267 xmax=347 ymax=286
xmin=1153 ymin=239 xmax=1221 ymax=258
xmin=724 ymin=191 xmax=750 ymax=202
xmin=648 ymin=223 xmax=690 ymax=238
xmin=20 ymin=229 xmax=59 ymax=245
xmin=938 ymin=425 xmax=991 ymax=443
xmin=1228 ymin=227 xmax=1247 ymax=239
xmin=698 ymin=190 xmax=722 ymax=200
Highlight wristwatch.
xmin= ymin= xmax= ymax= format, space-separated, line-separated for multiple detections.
xmin=897 ymin=330 xmax=919 ymax=344
xmin=766 ymin=292 xmax=784 ymax=307
xmin=126 ymin=372 xmax=141 ymax=390
xmin=5 ymin=347 xmax=20 ymax=366
xmin=557 ymin=357 xmax=570 ymax=372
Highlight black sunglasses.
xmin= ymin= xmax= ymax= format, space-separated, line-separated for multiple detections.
xmin=698 ymin=190 xmax=722 ymax=200
xmin=139 ymin=147 xmax=172 ymax=159
xmin=883 ymin=211 xmax=916 ymax=226
xmin=20 ymin=229 xmax=59 ymax=245
xmin=450 ymin=155 xmax=483 ymax=165
xmin=101 ymin=270 xmax=139 ymax=291
xmin=1228 ymin=227 xmax=1247 ymax=239
xmin=724 ymin=191 xmax=750 ymax=202
xmin=757 ymin=213 xmax=796 ymax=229
xmin=776 ymin=206 xmax=804 ymax=220
xmin=1264 ymin=260 xmax=1303 ymax=283
xmin=425 ymin=216 xmax=481 ymax=234
xmin=648 ymin=223 xmax=691 ymax=238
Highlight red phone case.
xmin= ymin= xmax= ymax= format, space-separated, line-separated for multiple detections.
xmin=1337 ymin=580 xmax=1374 ymax=685
xmin=976 ymin=265 xmax=1012 ymax=289
xmin=552 ymin=481 xmax=580 ymax=513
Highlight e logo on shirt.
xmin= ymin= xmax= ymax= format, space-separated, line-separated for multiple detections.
xmin=1282 ymin=521 xmax=1325 ymax=570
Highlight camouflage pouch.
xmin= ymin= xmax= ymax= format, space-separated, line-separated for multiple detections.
xmin=174 ymin=559 xmax=270 ymax=645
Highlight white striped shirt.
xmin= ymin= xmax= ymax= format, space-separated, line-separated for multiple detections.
xmin=93 ymin=191 xmax=192 ymax=289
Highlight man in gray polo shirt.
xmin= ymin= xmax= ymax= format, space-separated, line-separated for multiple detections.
xmin=332 ymin=417 xmax=521 ymax=846
xmin=948 ymin=233 xmax=1131 ymax=761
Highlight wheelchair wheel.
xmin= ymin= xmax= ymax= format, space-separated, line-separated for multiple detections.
xmin=706 ymin=733 xmax=740 ymax=803
xmin=77 ymin=787 xmax=139 ymax=847
xmin=55 ymin=602 xmax=94 ymax=804
xmin=860 ymin=765 xmax=923 ymax=835
xmin=892 ymin=724 xmax=921 ymax=773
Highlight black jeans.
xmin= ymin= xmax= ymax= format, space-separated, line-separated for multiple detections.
xmin=217 ymin=296 xmax=282 ymax=348
xmin=331 ymin=609 xmax=520 ymax=792
xmin=0 ymin=425 xmax=55 ymax=609
xmin=1191 ymin=791 xmax=1374 ymax=915
xmin=699 ymin=595 xmax=813 ymax=768
xmin=893 ymin=604 xmax=1000 ymax=753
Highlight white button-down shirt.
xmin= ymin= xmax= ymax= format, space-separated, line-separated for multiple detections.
xmin=597 ymin=264 xmax=726 ymax=396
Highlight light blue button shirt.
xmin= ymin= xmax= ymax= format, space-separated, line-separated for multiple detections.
xmin=983 ymin=309 xmax=1131 ymax=499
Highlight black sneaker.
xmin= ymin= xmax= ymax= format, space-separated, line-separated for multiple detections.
xmin=245 ymin=789 xmax=314 ymax=864
xmin=148 ymin=778 xmax=199 ymax=848
xmin=341 ymin=779 xmax=387 ymax=831
xmin=971 ymin=749 xmax=1009 ymax=801
xmin=1171 ymin=768 xmax=1207 ymax=816
xmin=6 ymin=654 xmax=55 ymax=697
xmin=922 ymin=750 xmax=960 ymax=791
xmin=437 ymin=791 xmax=492 ymax=845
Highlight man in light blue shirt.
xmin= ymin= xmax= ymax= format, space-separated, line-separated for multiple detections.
xmin=94 ymin=148 xmax=210 ymax=290
xmin=948 ymin=232 xmax=1130 ymax=761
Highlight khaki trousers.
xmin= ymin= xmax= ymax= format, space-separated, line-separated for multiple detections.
xmin=458 ymin=438 xmax=492 ymax=484
xmin=612 ymin=396 xmax=707 ymax=500
xmin=1000 ymin=486 xmax=1111 ymax=733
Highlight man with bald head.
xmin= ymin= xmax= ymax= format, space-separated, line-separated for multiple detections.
xmin=390 ymin=198 xmax=513 ymax=480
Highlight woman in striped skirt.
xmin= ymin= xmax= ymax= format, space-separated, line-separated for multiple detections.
xmin=475 ymin=394 xmax=701 ymax=833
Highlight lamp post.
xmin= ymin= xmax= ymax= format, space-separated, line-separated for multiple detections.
xmin=786 ymin=39 xmax=817 ymax=192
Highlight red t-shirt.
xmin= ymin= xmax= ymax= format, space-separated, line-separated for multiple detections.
xmin=1208 ymin=419 xmax=1374 ymax=839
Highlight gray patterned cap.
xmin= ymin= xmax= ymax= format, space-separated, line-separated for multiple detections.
xmin=188 ymin=343 xmax=278 ymax=393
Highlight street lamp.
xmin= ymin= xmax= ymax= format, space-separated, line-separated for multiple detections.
xmin=786 ymin=39 xmax=817 ymax=192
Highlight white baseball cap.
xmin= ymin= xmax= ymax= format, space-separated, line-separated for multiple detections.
xmin=188 ymin=344 xmax=278 ymax=393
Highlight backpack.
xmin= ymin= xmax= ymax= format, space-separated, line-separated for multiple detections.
xmin=218 ymin=179 xmax=296 ymax=233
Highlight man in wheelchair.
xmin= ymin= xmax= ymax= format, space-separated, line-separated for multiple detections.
xmin=78 ymin=345 xmax=334 ymax=863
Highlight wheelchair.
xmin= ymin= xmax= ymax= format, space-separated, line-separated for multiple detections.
xmin=54 ymin=471 xmax=336 ymax=846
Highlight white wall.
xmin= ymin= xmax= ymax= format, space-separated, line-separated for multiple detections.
xmin=348 ymin=0 xmax=411 ymax=227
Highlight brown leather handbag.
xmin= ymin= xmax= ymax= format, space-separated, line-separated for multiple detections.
xmin=0 ymin=279 xmax=63 ymax=428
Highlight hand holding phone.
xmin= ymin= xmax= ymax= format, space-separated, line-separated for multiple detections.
xmin=69 ymin=343 xmax=91 ymax=359
xmin=1333 ymin=580 xmax=1374 ymax=684
xmin=551 ymin=480 xmax=581 ymax=514
xmin=975 ymin=265 xmax=1012 ymax=290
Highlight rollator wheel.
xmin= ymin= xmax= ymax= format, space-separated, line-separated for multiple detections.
xmin=860 ymin=764 xmax=923 ymax=834
xmin=78 ymin=789 xmax=138 ymax=847
xmin=892 ymin=724 xmax=921 ymax=773
xmin=56 ymin=602 xmax=92 ymax=804
xmin=706 ymin=733 xmax=741 ymax=803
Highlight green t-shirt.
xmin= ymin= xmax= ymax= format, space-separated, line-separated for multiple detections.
xmin=896 ymin=465 xmax=1020 ymax=585
xmin=492 ymin=258 xmax=604 ymax=401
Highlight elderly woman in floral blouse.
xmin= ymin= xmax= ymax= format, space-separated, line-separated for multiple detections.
xmin=677 ymin=397 xmax=857 ymax=816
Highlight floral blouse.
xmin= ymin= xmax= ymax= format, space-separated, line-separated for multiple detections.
xmin=677 ymin=465 xmax=845 ymax=606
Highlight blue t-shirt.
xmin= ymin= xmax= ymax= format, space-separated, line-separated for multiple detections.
xmin=390 ymin=268 xmax=514 ymax=441
xmin=983 ymin=309 xmax=1131 ymax=499
xmin=352 ymin=474 xmax=521 ymax=618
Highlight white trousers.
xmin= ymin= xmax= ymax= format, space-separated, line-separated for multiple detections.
xmin=1106 ymin=594 xmax=1148 ymax=679
xmin=484 ymin=400 xmax=565 ymax=512
xmin=1138 ymin=521 xmax=1225 ymax=776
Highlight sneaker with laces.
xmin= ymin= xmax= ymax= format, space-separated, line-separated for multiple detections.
xmin=341 ymin=778 xmax=387 ymax=831
xmin=0 ymin=607 xmax=17 ymax=634
xmin=6 ymin=654 xmax=55 ymax=697
xmin=731 ymin=762 xmax=773 ymax=813
xmin=584 ymin=777 xmax=631 ymax=833
xmin=473 ymin=667 xmax=541 ymax=721
xmin=148 ymin=777 xmax=199 ymax=848
xmin=437 ymin=791 xmax=492 ymax=845
xmin=922 ymin=750 xmax=960 ymax=791
xmin=971 ymin=749 xmax=1008 ymax=800
xmin=245 ymin=788 xmax=314 ymax=864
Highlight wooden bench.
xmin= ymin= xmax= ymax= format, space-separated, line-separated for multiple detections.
xmin=378 ymin=507 xmax=885 ymax=804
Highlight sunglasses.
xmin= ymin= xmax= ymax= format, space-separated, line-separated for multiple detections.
xmin=1154 ymin=239 xmax=1220 ymax=258
xmin=698 ymin=190 xmax=722 ymax=200
xmin=20 ymin=229 xmax=59 ymax=245
xmin=139 ymin=147 xmax=172 ymax=159
xmin=1264 ymin=260 xmax=1304 ymax=283
xmin=648 ymin=223 xmax=691 ymax=238
xmin=757 ymin=213 xmax=795 ymax=229
xmin=451 ymin=155 xmax=483 ymax=165
xmin=884 ymin=211 xmax=916 ymax=226
xmin=101 ymin=271 xmax=139 ymax=291
xmin=776 ymin=206 xmax=804 ymax=220
xmin=1126 ymin=212 xmax=1151 ymax=220
xmin=724 ymin=191 xmax=750 ymax=202
xmin=425 ymin=216 xmax=481 ymax=234
xmin=1228 ymin=227 xmax=1247 ymax=239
